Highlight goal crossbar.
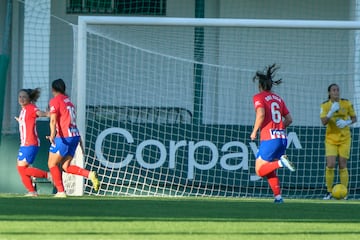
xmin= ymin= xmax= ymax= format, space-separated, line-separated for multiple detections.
xmin=79 ymin=16 xmax=360 ymax=29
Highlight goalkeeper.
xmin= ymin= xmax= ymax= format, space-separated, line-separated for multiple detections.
xmin=320 ymin=83 xmax=357 ymax=200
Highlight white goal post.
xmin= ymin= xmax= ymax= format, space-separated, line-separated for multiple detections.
xmin=76 ymin=16 xmax=360 ymax=131
xmin=73 ymin=16 xmax=360 ymax=198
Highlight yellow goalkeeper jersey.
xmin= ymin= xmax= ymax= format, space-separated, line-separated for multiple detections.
xmin=320 ymin=99 xmax=356 ymax=145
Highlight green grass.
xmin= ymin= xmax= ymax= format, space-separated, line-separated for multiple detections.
xmin=0 ymin=194 xmax=359 ymax=240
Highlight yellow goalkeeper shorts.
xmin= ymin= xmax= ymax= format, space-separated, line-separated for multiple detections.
xmin=325 ymin=138 xmax=351 ymax=159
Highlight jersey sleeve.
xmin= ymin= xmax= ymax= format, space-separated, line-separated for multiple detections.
xmin=253 ymin=95 xmax=264 ymax=110
xmin=348 ymin=101 xmax=356 ymax=117
xmin=320 ymin=102 xmax=328 ymax=118
xmin=49 ymin=98 xmax=58 ymax=114
xmin=32 ymin=105 xmax=39 ymax=118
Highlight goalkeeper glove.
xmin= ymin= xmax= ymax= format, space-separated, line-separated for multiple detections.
xmin=326 ymin=102 xmax=340 ymax=118
xmin=336 ymin=119 xmax=352 ymax=128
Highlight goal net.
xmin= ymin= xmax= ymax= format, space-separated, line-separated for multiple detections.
xmin=74 ymin=16 xmax=360 ymax=199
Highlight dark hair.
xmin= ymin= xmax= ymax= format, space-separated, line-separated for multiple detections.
xmin=253 ymin=63 xmax=282 ymax=91
xmin=19 ymin=88 xmax=41 ymax=103
xmin=327 ymin=83 xmax=338 ymax=99
xmin=52 ymin=78 xmax=66 ymax=94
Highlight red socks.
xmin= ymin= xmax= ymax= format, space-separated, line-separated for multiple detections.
xmin=257 ymin=161 xmax=280 ymax=177
xmin=18 ymin=165 xmax=86 ymax=194
xmin=25 ymin=167 xmax=48 ymax=178
xmin=17 ymin=166 xmax=35 ymax=192
xmin=49 ymin=165 xmax=89 ymax=193
xmin=49 ymin=166 xmax=65 ymax=192
xmin=66 ymin=165 xmax=90 ymax=177
xmin=257 ymin=162 xmax=282 ymax=196
xmin=266 ymin=171 xmax=281 ymax=196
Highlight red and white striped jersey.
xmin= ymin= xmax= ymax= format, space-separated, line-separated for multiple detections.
xmin=18 ymin=104 xmax=40 ymax=146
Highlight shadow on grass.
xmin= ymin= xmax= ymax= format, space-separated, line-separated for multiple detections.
xmin=0 ymin=195 xmax=359 ymax=223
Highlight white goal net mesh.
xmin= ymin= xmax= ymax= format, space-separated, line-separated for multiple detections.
xmin=75 ymin=17 xmax=360 ymax=199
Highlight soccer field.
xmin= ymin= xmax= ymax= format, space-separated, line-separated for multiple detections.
xmin=0 ymin=194 xmax=359 ymax=240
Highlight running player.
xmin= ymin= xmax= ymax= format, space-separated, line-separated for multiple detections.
xmin=16 ymin=88 xmax=51 ymax=197
xmin=47 ymin=78 xmax=100 ymax=197
xmin=250 ymin=64 xmax=295 ymax=203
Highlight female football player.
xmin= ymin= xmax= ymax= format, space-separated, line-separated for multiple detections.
xmin=47 ymin=78 xmax=100 ymax=197
xmin=16 ymin=88 xmax=51 ymax=196
xmin=250 ymin=64 xmax=295 ymax=203
xmin=320 ymin=83 xmax=356 ymax=200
